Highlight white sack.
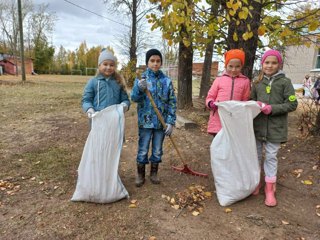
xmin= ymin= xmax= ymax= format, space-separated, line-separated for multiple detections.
xmin=210 ymin=101 xmax=261 ymax=206
xmin=71 ymin=104 xmax=129 ymax=203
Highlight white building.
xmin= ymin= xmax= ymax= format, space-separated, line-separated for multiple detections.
xmin=283 ymin=40 xmax=320 ymax=84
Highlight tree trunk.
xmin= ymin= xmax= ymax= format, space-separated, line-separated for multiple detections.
xmin=129 ymin=0 xmax=137 ymax=74
xmin=199 ymin=39 xmax=214 ymax=98
xmin=177 ymin=41 xmax=193 ymax=109
xmin=199 ymin=0 xmax=220 ymax=98
xmin=226 ymin=0 xmax=262 ymax=80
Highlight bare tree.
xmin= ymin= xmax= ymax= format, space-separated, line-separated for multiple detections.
xmin=0 ymin=0 xmax=33 ymax=72
xmin=103 ymin=0 xmax=157 ymax=70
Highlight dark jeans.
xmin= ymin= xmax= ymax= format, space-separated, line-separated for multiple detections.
xmin=136 ymin=128 xmax=165 ymax=164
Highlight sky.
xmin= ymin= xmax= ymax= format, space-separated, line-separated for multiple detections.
xmin=33 ymin=0 xmax=139 ymax=64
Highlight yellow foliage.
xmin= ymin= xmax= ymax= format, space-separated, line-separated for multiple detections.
xmin=182 ymin=39 xmax=191 ymax=47
xmin=232 ymin=3 xmax=240 ymax=12
xmin=242 ymin=31 xmax=253 ymax=41
xmin=238 ymin=11 xmax=248 ymax=20
xmin=229 ymin=10 xmax=236 ymax=17
xmin=309 ymin=21 xmax=318 ymax=31
xmin=233 ymin=32 xmax=238 ymax=42
xmin=258 ymin=25 xmax=266 ymax=36
xmin=226 ymin=14 xmax=230 ymax=22
xmin=280 ymin=28 xmax=292 ymax=37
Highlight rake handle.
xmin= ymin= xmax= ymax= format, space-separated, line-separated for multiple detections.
xmin=145 ymin=89 xmax=186 ymax=166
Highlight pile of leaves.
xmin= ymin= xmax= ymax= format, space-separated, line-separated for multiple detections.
xmin=162 ymin=185 xmax=212 ymax=216
xmin=0 ymin=179 xmax=20 ymax=196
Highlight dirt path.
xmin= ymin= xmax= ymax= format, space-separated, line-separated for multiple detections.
xmin=0 ymin=78 xmax=319 ymax=240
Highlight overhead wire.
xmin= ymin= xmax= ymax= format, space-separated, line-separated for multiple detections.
xmin=62 ymin=0 xmax=131 ymax=29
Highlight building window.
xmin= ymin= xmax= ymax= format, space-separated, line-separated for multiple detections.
xmin=316 ymin=48 xmax=320 ymax=69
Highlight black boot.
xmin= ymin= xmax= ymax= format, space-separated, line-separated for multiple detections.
xmin=150 ymin=163 xmax=160 ymax=184
xmin=135 ymin=163 xmax=145 ymax=187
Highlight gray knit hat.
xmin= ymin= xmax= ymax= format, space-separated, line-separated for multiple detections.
xmin=98 ymin=49 xmax=117 ymax=66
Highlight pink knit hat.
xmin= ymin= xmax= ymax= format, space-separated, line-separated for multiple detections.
xmin=261 ymin=49 xmax=282 ymax=65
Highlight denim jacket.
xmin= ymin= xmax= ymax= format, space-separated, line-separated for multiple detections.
xmin=131 ymin=68 xmax=176 ymax=129
xmin=82 ymin=74 xmax=130 ymax=112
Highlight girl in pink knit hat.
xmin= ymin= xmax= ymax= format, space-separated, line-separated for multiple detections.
xmin=251 ymin=49 xmax=298 ymax=207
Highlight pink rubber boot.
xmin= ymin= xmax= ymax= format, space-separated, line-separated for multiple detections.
xmin=264 ymin=176 xmax=277 ymax=207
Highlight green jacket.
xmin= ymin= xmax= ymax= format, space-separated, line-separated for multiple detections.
xmin=251 ymin=72 xmax=298 ymax=143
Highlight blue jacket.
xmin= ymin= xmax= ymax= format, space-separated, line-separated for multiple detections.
xmin=131 ymin=68 xmax=177 ymax=129
xmin=82 ymin=74 xmax=130 ymax=112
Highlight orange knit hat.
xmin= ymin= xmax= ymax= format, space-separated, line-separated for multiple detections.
xmin=224 ymin=49 xmax=245 ymax=67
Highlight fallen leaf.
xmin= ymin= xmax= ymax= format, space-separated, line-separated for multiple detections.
xmin=224 ymin=208 xmax=232 ymax=213
xmin=204 ymin=192 xmax=212 ymax=197
xmin=30 ymin=177 xmax=36 ymax=181
xmin=312 ymin=165 xmax=318 ymax=170
xmin=301 ymin=180 xmax=313 ymax=185
xmin=170 ymin=198 xmax=176 ymax=204
xmin=192 ymin=211 xmax=200 ymax=216
xmin=130 ymin=199 xmax=137 ymax=204
xmin=149 ymin=236 xmax=156 ymax=240
xmin=128 ymin=204 xmax=137 ymax=208
xmin=281 ymin=220 xmax=289 ymax=225
xmin=53 ymin=186 xmax=59 ymax=190
xmin=172 ymin=205 xmax=180 ymax=210
xmin=161 ymin=194 xmax=168 ymax=199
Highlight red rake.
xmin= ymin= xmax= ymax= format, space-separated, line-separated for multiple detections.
xmin=145 ymin=89 xmax=208 ymax=178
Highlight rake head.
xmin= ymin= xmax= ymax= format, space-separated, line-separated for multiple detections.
xmin=172 ymin=164 xmax=208 ymax=177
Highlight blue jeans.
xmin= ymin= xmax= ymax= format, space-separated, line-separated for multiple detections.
xmin=136 ymin=128 xmax=165 ymax=164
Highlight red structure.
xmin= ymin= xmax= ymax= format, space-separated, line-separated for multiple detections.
xmin=0 ymin=54 xmax=34 ymax=75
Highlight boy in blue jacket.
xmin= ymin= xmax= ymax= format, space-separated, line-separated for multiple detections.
xmin=131 ymin=49 xmax=176 ymax=187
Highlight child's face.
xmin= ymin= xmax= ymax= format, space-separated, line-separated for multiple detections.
xmin=147 ymin=55 xmax=161 ymax=72
xmin=262 ymin=56 xmax=280 ymax=77
xmin=99 ymin=60 xmax=115 ymax=77
xmin=226 ymin=59 xmax=242 ymax=77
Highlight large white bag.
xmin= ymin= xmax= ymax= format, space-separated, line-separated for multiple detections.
xmin=71 ymin=104 xmax=129 ymax=203
xmin=210 ymin=101 xmax=261 ymax=206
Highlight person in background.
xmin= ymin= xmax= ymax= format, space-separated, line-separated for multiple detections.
xmin=251 ymin=49 xmax=298 ymax=207
xmin=302 ymin=74 xmax=312 ymax=97
xmin=206 ymin=49 xmax=251 ymax=136
xmin=131 ymin=49 xmax=177 ymax=187
xmin=313 ymin=74 xmax=320 ymax=104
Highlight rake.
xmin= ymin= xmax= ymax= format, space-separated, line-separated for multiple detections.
xmin=145 ymin=89 xmax=208 ymax=177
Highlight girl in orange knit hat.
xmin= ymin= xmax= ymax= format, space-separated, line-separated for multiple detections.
xmin=206 ymin=49 xmax=251 ymax=136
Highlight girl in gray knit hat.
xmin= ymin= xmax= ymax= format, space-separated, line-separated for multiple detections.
xmin=82 ymin=48 xmax=130 ymax=118
xmin=72 ymin=48 xmax=130 ymax=203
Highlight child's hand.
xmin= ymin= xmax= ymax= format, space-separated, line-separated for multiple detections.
xmin=261 ymin=105 xmax=272 ymax=115
xmin=257 ymin=101 xmax=272 ymax=115
xmin=138 ymin=78 xmax=147 ymax=91
xmin=86 ymin=108 xmax=95 ymax=118
xmin=208 ymin=101 xmax=218 ymax=111
xmin=164 ymin=124 xmax=173 ymax=136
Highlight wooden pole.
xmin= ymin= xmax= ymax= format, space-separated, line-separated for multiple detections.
xmin=17 ymin=0 xmax=26 ymax=81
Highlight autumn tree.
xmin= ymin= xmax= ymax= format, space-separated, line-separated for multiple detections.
xmin=224 ymin=0 xmax=320 ymax=79
xmin=103 ymin=0 xmax=156 ymax=86
xmin=148 ymin=0 xmax=199 ymax=108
